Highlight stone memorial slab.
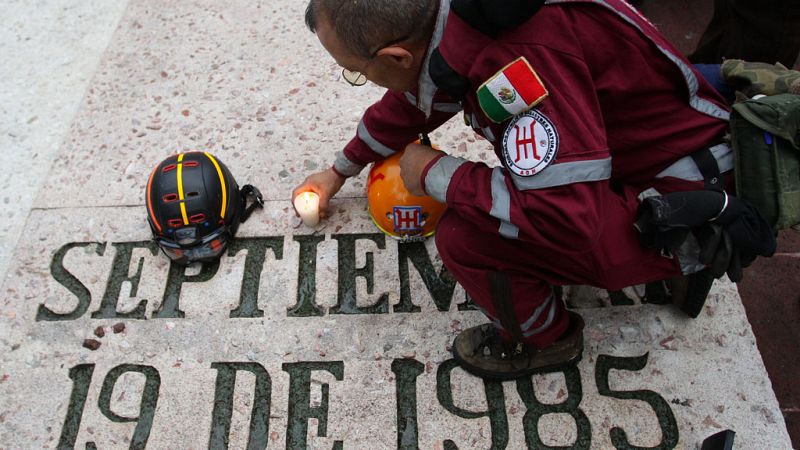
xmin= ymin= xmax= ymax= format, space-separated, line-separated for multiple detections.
xmin=0 ymin=203 xmax=791 ymax=448
xmin=0 ymin=0 xmax=792 ymax=448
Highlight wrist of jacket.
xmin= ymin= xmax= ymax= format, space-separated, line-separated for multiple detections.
xmin=422 ymin=154 xmax=469 ymax=203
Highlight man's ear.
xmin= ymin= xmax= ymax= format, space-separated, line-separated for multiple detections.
xmin=376 ymin=46 xmax=415 ymax=69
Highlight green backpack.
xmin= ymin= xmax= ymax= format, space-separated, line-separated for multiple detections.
xmin=730 ymin=93 xmax=800 ymax=231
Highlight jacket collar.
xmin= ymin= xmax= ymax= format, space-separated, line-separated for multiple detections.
xmin=436 ymin=9 xmax=494 ymax=78
xmin=414 ymin=0 xmax=451 ymax=117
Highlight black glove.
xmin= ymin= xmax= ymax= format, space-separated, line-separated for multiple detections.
xmin=634 ymin=190 xmax=727 ymax=249
xmin=695 ymin=195 xmax=776 ymax=282
xmin=635 ymin=191 xmax=776 ymax=282
xmin=714 ymin=194 xmax=777 ymax=260
xmin=696 ymin=222 xmax=741 ymax=281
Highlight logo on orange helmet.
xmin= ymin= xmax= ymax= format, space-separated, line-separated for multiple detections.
xmin=367 ymin=140 xmax=447 ymax=241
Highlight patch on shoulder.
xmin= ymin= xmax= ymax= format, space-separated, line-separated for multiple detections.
xmin=501 ymin=110 xmax=559 ymax=177
xmin=477 ymin=57 xmax=548 ymax=123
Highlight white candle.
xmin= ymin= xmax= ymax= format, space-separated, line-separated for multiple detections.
xmin=293 ymin=191 xmax=320 ymax=227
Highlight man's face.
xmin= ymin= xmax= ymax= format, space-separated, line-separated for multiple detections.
xmin=315 ymin=17 xmax=419 ymax=92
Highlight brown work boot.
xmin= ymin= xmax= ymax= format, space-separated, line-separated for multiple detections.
xmin=451 ymin=311 xmax=584 ymax=381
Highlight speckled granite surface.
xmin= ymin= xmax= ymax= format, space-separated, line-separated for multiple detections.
xmin=0 ymin=0 xmax=129 ymax=286
xmin=0 ymin=0 xmax=792 ymax=448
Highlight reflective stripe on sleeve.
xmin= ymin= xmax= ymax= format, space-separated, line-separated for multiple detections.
xmin=510 ymin=157 xmax=612 ymax=191
xmin=357 ymin=119 xmax=396 ymax=157
xmin=490 ymin=168 xmax=520 ymax=239
xmin=656 ymin=44 xmax=730 ymax=120
xmin=424 ymin=155 xmax=469 ymax=203
xmin=545 ymin=0 xmax=730 ymax=121
xmin=655 ymin=143 xmax=733 ymax=181
xmin=333 ymin=151 xmax=365 ymax=177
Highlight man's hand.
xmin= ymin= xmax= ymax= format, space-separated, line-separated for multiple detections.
xmin=292 ymin=168 xmax=346 ymax=219
xmin=399 ymin=143 xmax=442 ymax=196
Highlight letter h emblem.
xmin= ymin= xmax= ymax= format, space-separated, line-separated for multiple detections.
xmin=393 ymin=206 xmax=423 ymax=232
xmin=514 ymin=124 xmax=540 ymax=162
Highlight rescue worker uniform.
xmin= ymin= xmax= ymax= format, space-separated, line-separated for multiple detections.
xmin=330 ymin=0 xmax=732 ymax=351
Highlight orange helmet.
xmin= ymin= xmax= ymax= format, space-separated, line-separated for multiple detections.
xmin=367 ymin=145 xmax=447 ymax=241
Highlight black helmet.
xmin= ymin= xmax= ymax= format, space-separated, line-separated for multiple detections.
xmin=145 ymin=151 xmax=263 ymax=265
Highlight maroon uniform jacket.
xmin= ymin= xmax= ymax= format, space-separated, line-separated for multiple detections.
xmin=333 ymin=0 xmax=730 ymax=290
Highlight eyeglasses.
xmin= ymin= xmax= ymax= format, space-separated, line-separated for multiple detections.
xmin=342 ymin=68 xmax=368 ymax=87
xmin=341 ymin=35 xmax=411 ymax=87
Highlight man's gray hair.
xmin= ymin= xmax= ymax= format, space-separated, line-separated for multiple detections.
xmin=305 ymin=0 xmax=438 ymax=58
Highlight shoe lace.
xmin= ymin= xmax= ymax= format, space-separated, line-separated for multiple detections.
xmin=479 ymin=327 xmax=532 ymax=364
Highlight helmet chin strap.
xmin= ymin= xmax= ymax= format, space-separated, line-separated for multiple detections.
xmin=239 ymin=184 xmax=264 ymax=223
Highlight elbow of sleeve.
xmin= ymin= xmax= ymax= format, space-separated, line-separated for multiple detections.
xmin=421 ymin=155 xmax=469 ymax=203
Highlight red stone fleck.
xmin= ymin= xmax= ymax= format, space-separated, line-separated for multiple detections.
xmin=83 ymin=339 xmax=101 ymax=351
xmin=702 ymin=415 xmax=724 ymax=429
xmin=659 ymin=336 xmax=676 ymax=349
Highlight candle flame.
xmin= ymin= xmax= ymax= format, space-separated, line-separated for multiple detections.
xmin=295 ymin=191 xmax=319 ymax=210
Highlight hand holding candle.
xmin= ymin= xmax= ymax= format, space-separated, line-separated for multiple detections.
xmin=293 ymin=191 xmax=320 ymax=227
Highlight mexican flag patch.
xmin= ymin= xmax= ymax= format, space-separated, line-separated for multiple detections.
xmin=477 ymin=57 xmax=548 ymax=123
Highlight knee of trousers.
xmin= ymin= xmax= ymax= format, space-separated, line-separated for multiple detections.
xmin=434 ymin=209 xmax=473 ymax=271
xmin=434 ymin=209 xmax=518 ymax=276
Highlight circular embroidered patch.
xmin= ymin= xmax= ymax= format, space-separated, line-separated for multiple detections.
xmin=501 ymin=110 xmax=559 ymax=177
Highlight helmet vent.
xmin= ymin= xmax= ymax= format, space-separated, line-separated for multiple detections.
xmin=168 ymin=219 xmax=184 ymax=227
xmin=183 ymin=161 xmax=200 ymax=168
xmin=162 ymin=193 xmax=179 ymax=203
xmin=162 ymin=164 xmax=177 ymax=173
xmin=187 ymin=191 xmax=199 ymax=198
xmin=190 ymin=213 xmax=206 ymax=223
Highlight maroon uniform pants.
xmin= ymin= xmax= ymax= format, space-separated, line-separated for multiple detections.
xmin=434 ymin=184 xmax=689 ymax=349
